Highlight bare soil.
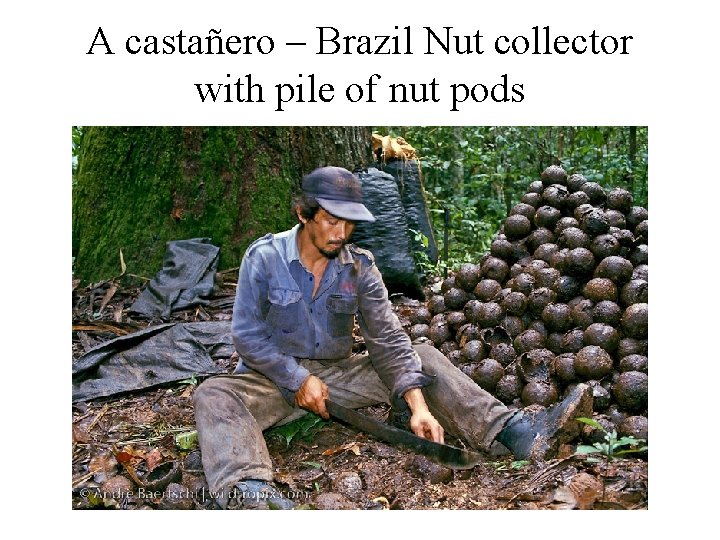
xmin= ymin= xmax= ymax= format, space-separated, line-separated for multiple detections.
xmin=71 ymin=272 xmax=648 ymax=510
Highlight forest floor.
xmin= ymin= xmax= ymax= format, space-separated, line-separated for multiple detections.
xmin=71 ymin=271 xmax=648 ymax=510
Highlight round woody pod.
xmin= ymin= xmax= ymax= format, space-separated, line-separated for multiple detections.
xmin=510 ymin=202 xmax=537 ymax=220
xmin=521 ymin=191 xmax=542 ymax=208
xmin=528 ymin=287 xmax=557 ymax=316
xmin=541 ymin=303 xmax=572 ymax=332
xmin=613 ymin=371 xmax=648 ymax=413
xmin=525 ymin=259 xmax=550 ymax=277
xmin=617 ymin=337 xmax=648 ymax=358
xmin=561 ymin=329 xmax=585 ymax=353
xmin=504 ymin=214 xmax=532 ymax=239
xmin=626 ymin=206 xmax=649 ymax=231
xmin=583 ymin=278 xmax=618 ymax=303
xmin=534 ymin=243 xmax=559 ymax=264
xmin=526 ymin=228 xmax=557 ymax=253
xmin=606 ymin=188 xmax=634 ymax=213
xmin=535 ymin=267 xmax=561 ymax=290
xmin=583 ymin=322 xmax=620 ymax=353
xmin=440 ymin=276 xmax=456 ymax=293
xmin=509 ymin=240 xmax=531 ymax=263
xmin=629 ymin=244 xmax=648 ymax=267
xmin=541 ymin=185 xmax=568 ymax=210
xmin=443 ymin=288 xmax=468 ymax=310
xmin=549 ymin=248 xmax=570 ymax=274
xmin=632 ymin=264 xmax=648 ymax=282
xmin=456 ymin=323 xmax=482 ymax=343
xmin=501 ymin=291 xmax=528 ymax=316
xmin=621 ymin=280 xmax=648 ymax=306
xmin=446 ymin=311 xmax=467 ymax=331
xmin=490 ymin=342 xmax=517 ymax=366
xmin=511 ymin=273 xmax=535 ymax=296
xmin=527 ymin=319 xmax=548 ymax=338
xmin=621 ymin=303 xmax=648 ymax=339
xmin=541 ymin=165 xmax=567 ymax=186
xmin=461 ymin=339 xmax=485 ymax=363
xmin=431 ymin=313 xmax=447 ymax=326
xmin=474 ymin=279 xmax=502 ymax=302
xmin=555 ymin=216 xmax=580 ymax=235
xmin=580 ymin=181 xmax=607 ymax=205
xmin=409 ymin=306 xmax=432 ymax=325
xmin=478 ymin=302 xmax=505 ymax=328
xmin=481 ymin=257 xmax=510 ymax=283
xmin=495 ymin=374 xmax=523 ymax=404
xmin=553 ymin=353 xmax=578 ymax=385
xmin=635 ymin=220 xmax=648 ymax=243
xmin=594 ymin=256 xmax=634 ymax=284
xmin=556 ymin=275 xmax=582 ymax=302
xmin=481 ymin=326 xmax=512 ymax=349
xmin=580 ymin=209 xmax=611 ymax=236
xmin=570 ymin=298 xmax=595 ymax=329
xmin=522 ymin=380 xmax=559 ymax=407
xmin=514 ymin=329 xmax=546 ymax=354
xmin=428 ymin=295 xmax=446 ymax=315
xmin=490 ymin=236 xmax=514 ymax=260
xmin=567 ymin=247 xmax=596 ymax=276
xmin=573 ymin=203 xmax=595 ymax=223
xmin=558 ymin=227 xmax=590 ymax=250
xmin=592 ymin=300 xmax=623 ymax=326
xmin=409 ymin=323 xmax=431 ymax=341
xmin=566 ymin=173 xmax=588 ymax=192
xmin=527 ymin=180 xmax=544 ymax=194
xmin=464 ymin=300 xmax=484 ymax=324
xmin=604 ymin=209 xmax=626 ymax=229
xmin=574 ymin=345 xmax=614 ymax=380
xmin=429 ymin=321 xmax=451 ymax=346
xmin=455 ymin=263 xmax=482 ymax=292
xmin=618 ymin=415 xmax=648 ymax=444
xmin=546 ymin=332 xmax=565 ymax=354
xmin=611 ymin=228 xmax=636 ymax=249
xmin=565 ymin=190 xmax=591 ymax=211
xmin=469 ymin=358 xmax=505 ymax=392
xmin=502 ymin=315 xmax=525 ymax=337
xmin=590 ymin=234 xmax=622 ymax=260
xmin=619 ymin=354 xmax=648 ymax=373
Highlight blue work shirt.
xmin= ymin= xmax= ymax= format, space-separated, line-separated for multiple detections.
xmin=231 ymin=224 xmax=428 ymax=402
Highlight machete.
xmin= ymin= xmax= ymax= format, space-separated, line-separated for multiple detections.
xmin=325 ymin=399 xmax=482 ymax=470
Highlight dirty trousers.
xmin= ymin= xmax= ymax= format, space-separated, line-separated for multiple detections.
xmin=193 ymin=343 xmax=512 ymax=506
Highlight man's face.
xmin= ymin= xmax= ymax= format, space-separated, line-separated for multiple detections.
xmin=302 ymin=207 xmax=356 ymax=259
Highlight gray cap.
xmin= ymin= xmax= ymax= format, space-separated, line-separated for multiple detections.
xmin=302 ymin=166 xmax=376 ymax=222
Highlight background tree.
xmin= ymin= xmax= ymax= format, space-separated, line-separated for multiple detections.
xmin=72 ymin=126 xmax=372 ymax=282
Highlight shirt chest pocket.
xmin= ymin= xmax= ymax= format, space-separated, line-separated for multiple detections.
xmin=326 ymin=294 xmax=358 ymax=337
xmin=266 ymin=288 xmax=303 ymax=333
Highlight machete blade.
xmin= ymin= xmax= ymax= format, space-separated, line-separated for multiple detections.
xmin=325 ymin=399 xmax=482 ymax=470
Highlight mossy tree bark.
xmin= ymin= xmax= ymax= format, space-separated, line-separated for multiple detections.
xmin=72 ymin=126 xmax=372 ymax=282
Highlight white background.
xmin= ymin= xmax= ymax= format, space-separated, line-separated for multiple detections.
xmin=1 ymin=0 xmax=717 ymax=533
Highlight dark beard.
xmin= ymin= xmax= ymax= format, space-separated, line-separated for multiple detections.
xmin=319 ymin=243 xmax=344 ymax=259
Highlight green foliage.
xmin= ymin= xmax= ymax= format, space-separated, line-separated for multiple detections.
xmin=267 ymin=413 xmax=329 ymax=448
xmin=574 ymin=417 xmax=647 ymax=462
xmin=379 ymin=126 xmax=648 ymax=277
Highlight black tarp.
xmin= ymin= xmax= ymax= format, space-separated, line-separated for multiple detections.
xmin=72 ymin=322 xmax=231 ymax=402
xmin=130 ymin=238 xmax=220 ymax=320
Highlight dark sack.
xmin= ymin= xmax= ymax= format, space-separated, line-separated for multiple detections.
xmin=353 ymin=168 xmax=424 ymax=299
xmin=379 ymin=159 xmax=438 ymax=264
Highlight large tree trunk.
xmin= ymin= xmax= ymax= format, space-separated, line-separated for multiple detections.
xmin=72 ymin=127 xmax=372 ymax=282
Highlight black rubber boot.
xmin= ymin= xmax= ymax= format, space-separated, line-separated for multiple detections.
xmin=496 ymin=383 xmax=593 ymax=461
xmin=228 ymin=480 xmax=296 ymax=510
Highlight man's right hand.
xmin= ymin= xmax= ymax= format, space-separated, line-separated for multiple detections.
xmin=295 ymin=375 xmax=330 ymax=419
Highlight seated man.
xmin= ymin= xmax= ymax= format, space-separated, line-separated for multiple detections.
xmin=194 ymin=166 xmax=592 ymax=509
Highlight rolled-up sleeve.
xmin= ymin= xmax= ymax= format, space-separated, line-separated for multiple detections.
xmin=231 ymin=251 xmax=310 ymax=392
xmin=356 ymin=262 xmax=433 ymax=402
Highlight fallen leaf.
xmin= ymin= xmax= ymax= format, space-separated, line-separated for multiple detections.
xmin=550 ymin=486 xmax=577 ymax=510
xmin=321 ymin=442 xmax=361 ymax=456
xmin=568 ymin=472 xmax=603 ymax=510
xmin=145 ymin=448 xmax=163 ymax=472
xmin=175 ymin=430 xmax=198 ymax=450
xmin=72 ymin=424 xmax=89 ymax=444
xmin=98 ymin=282 xmax=119 ymax=313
